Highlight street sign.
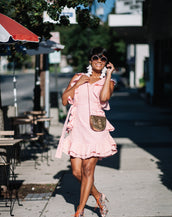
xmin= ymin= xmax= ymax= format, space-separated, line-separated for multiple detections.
xmin=49 ymin=32 xmax=62 ymax=64
xmin=49 ymin=51 xmax=61 ymax=64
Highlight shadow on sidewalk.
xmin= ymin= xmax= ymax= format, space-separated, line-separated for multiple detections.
xmin=52 ymin=166 xmax=101 ymax=216
xmin=51 ymin=87 xmax=172 ymax=216
xmin=97 ymin=145 xmax=121 ymax=169
xmin=52 ymin=146 xmax=122 ymax=217
xmin=139 ymin=142 xmax=172 ymax=190
xmin=109 ymin=88 xmax=172 ymax=191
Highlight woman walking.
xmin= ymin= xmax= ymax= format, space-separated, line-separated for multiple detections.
xmin=55 ymin=47 xmax=117 ymax=217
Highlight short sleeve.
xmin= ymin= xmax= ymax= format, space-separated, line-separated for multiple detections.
xmin=111 ymin=78 xmax=116 ymax=86
xmin=101 ymin=101 xmax=110 ymax=110
xmin=70 ymin=73 xmax=83 ymax=87
xmin=67 ymin=96 xmax=74 ymax=105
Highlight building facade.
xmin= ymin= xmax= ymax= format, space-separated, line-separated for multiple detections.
xmin=109 ymin=0 xmax=149 ymax=89
xmin=109 ymin=0 xmax=172 ymax=106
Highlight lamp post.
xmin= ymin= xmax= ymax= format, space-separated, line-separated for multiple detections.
xmin=44 ymin=53 xmax=50 ymax=128
xmin=33 ymin=55 xmax=41 ymax=111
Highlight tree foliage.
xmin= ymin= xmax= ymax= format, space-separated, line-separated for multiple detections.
xmin=56 ymin=24 xmax=126 ymax=72
xmin=0 ymin=0 xmax=126 ymax=70
xmin=0 ymin=0 xmax=106 ymax=40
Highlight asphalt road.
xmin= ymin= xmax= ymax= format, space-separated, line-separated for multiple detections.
xmin=0 ymin=73 xmax=73 ymax=114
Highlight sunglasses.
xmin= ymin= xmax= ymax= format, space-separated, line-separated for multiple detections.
xmin=91 ymin=55 xmax=107 ymax=63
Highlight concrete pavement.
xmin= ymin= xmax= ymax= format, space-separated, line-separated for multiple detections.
xmin=1 ymin=88 xmax=172 ymax=217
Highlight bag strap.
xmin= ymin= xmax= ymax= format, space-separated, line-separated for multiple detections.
xmin=87 ymin=83 xmax=91 ymax=117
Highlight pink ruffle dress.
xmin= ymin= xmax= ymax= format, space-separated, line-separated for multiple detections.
xmin=55 ymin=73 xmax=117 ymax=159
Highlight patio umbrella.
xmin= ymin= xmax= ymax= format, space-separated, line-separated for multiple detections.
xmin=0 ymin=13 xmax=39 ymax=43
xmin=0 ymin=13 xmax=39 ymax=116
xmin=26 ymin=39 xmax=64 ymax=55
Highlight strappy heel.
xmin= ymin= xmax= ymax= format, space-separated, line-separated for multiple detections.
xmin=95 ymin=193 xmax=109 ymax=217
xmin=73 ymin=206 xmax=84 ymax=217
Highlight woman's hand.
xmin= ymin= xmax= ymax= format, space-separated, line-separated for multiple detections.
xmin=62 ymin=74 xmax=90 ymax=106
xmin=75 ymin=75 xmax=90 ymax=87
xmin=100 ymin=62 xmax=115 ymax=102
xmin=106 ymin=62 xmax=115 ymax=76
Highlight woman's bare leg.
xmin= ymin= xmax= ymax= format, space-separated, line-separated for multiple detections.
xmin=79 ymin=158 xmax=99 ymax=210
xmin=76 ymin=157 xmax=99 ymax=212
xmin=71 ymin=157 xmax=100 ymax=199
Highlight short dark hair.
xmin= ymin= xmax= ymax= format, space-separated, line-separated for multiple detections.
xmin=88 ymin=47 xmax=108 ymax=61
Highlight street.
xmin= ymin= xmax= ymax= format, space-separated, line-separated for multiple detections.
xmin=0 ymin=73 xmax=72 ymax=114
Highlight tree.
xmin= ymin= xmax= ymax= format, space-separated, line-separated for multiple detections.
xmin=56 ymin=24 xmax=126 ymax=72
xmin=0 ymin=0 xmax=106 ymax=40
xmin=0 ymin=0 xmax=126 ymax=70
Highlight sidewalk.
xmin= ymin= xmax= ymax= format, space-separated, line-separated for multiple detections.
xmin=1 ymin=89 xmax=172 ymax=217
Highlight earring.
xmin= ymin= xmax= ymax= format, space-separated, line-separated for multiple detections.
xmin=86 ymin=64 xmax=92 ymax=77
xmin=100 ymin=67 xmax=107 ymax=78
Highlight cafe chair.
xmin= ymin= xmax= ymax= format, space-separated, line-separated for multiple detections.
xmin=0 ymin=130 xmax=22 ymax=216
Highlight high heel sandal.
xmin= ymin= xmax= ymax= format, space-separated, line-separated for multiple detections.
xmin=73 ymin=207 xmax=84 ymax=217
xmin=95 ymin=193 xmax=109 ymax=217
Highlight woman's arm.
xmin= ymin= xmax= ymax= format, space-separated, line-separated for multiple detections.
xmin=62 ymin=74 xmax=90 ymax=106
xmin=100 ymin=62 xmax=115 ymax=102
